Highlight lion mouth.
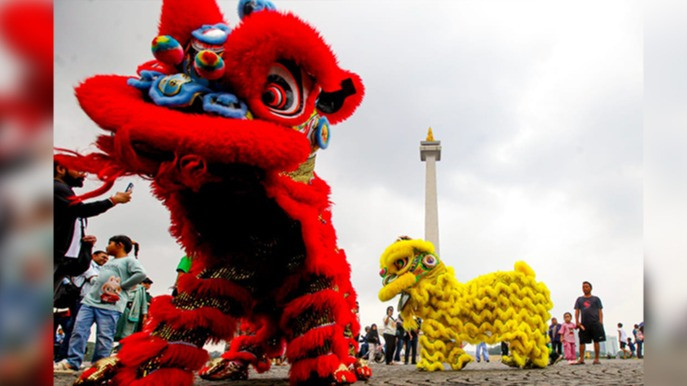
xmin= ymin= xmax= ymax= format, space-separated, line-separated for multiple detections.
xmin=398 ymin=291 xmax=411 ymax=311
xmin=378 ymin=272 xmax=415 ymax=302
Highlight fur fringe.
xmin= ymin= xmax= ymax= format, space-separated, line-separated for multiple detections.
xmin=117 ymin=333 xmax=169 ymax=367
xmin=113 ymin=366 xmax=194 ymax=386
xmin=288 ymin=353 xmax=341 ymax=384
xmin=148 ymin=295 xmax=237 ymax=337
xmin=159 ymin=342 xmax=209 ymax=370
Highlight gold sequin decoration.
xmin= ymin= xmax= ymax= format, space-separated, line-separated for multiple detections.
xmin=173 ymin=291 xmax=242 ymax=316
xmin=281 ymin=156 xmax=316 ymax=184
xmin=152 ymin=323 xmax=210 ymax=347
xmin=197 ymin=266 xmax=254 ymax=281
xmin=289 ymin=308 xmax=334 ymax=337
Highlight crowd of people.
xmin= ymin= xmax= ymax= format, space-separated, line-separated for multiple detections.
xmin=52 ymin=161 xmax=152 ymax=373
xmin=51 ymin=161 xmax=644 ymax=373
xmin=546 ymin=281 xmax=645 ymax=366
xmin=355 ymin=280 xmax=645 ymax=368
xmin=358 ymin=306 xmax=420 ymax=365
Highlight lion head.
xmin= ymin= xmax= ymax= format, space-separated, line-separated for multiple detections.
xmin=378 ymin=237 xmax=444 ymax=311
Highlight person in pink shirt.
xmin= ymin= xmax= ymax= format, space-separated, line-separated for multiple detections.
xmin=559 ymin=312 xmax=577 ymax=363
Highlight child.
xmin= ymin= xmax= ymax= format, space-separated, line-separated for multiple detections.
xmin=54 ymin=235 xmax=147 ymax=373
xmin=627 ymin=338 xmax=636 ymax=358
xmin=559 ymin=312 xmax=577 ymax=364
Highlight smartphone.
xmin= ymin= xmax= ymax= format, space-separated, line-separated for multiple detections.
xmin=125 ymin=182 xmax=134 ymax=193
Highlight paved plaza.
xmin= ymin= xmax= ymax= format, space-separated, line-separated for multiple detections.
xmin=55 ymin=357 xmax=643 ymax=385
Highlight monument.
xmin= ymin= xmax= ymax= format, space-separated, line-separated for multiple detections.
xmin=420 ymin=128 xmax=441 ymax=255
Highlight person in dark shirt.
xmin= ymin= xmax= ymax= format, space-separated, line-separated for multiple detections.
xmin=365 ymin=324 xmax=381 ymax=361
xmin=358 ymin=326 xmax=370 ymax=358
xmin=548 ymin=317 xmax=562 ymax=356
xmin=54 ymin=161 xmax=131 ymax=288
xmin=573 ymin=281 xmax=605 ymax=365
xmin=394 ymin=314 xmax=405 ymax=362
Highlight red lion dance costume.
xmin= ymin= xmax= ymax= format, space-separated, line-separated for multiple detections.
xmin=57 ymin=0 xmax=370 ymax=384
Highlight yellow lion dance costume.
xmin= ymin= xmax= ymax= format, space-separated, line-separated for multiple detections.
xmin=378 ymin=237 xmax=552 ymax=371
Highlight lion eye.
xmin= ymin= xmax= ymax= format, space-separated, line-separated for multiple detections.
xmin=383 ymin=274 xmax=397 ymax=285
xmin=422 ymin=254 xmax=437 ymax=268
xmin=261 ymin=61 xmax=304 ymax=117
xmin=394 ymin=259 xmax=406 ymax=270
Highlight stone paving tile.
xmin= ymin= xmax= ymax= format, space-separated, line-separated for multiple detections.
xmin=54 ymin=358 xmax=643 ymax=385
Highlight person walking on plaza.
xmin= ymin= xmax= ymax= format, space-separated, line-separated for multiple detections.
xmin=628 ymin=338 xmax=636 ymax=357
xmin=548 ymin=317 xmax=562 ymax=357
xmin=404 ymin=318 xmax=419 ymax=365
xmin=501 ymin=341 xmax=509 ymax=356
xmin=394 ymin=314 xmax=405 ymax=363
xmin=365 ymin=324 xmax=381 ymax=362
xmin=574 ymin=281 xmax=605 ymax=365
xmin=559 ymin=312 xmax=577 ymax=363
xmin=358 ymin=326 xmax=370 ymax=359
xmin=636 ymin=323 xmax=644 ymax=358
xmin=54 ymin=235 xmax=147 ymax=373
xmin=475 ymin=342 xmax=490 ymax=363
xmin=618 ymin=323 xmax=629 ymax=359
xmin=382 ymin=306 xmax=397 ymax=365
xmin=141 ymin=277 xmax=153 ymax=322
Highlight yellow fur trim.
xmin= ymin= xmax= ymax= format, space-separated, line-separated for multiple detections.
xmin=378 ymin=272 xmax=415 ymax=301
xmin=379 ymin=239 xmax=435 ymax=268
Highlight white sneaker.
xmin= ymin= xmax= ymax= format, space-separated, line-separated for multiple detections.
xmin=54 ymin=360 xmax=77 ymax=373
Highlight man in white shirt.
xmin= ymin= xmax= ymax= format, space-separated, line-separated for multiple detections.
xmin=617 ymin=323 xmax=629 ymax=359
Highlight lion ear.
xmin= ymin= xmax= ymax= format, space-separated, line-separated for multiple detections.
xmin=158 ymin=0 xmax=226 ymax=47
xmin=316 ymin=71 xmax=365 ymax=125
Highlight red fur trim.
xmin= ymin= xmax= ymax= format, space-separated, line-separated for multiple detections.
xmin=263 ymin=175 xmax=356 ymax=282
xmin=148 ymin=295 xmax=237 ymax=337
xmin=158 ymin=0 xmax=225 ymax=47
xmin=223 ymin=11 xmax=363 ymax=125
xmin=113 ymin=367 xmax=194 ymax=386
xmin=176 ymin=272 xmax=253 ymax=308
xmin=285 ymin=324 xmax=336 ymax=360
xmin=159 ymin=342 xmax=209 ymax=370
xmin=78 ymin=367 xmax=97 ymax=381
xmin=323 ymin=70 xmax=365 ymax=125
xmin=281 ymin=290 xmax=354 ymax=333
xmin=285 ymin=324 xmax=354 ymax=366
xmin=288 ymin=353 xmax=341 ymax=384
xmin=254 ymin=358 xmax=272 ymax=374
xmin=220 ymin=351 xmax=256 ymax=363
xmin=75 ymin=75 xmax=311 ymax=172
xmin=117 ymin=333 xmax=168 ymax=367
xmin=53 ymin=151 xmax=122 ymax=203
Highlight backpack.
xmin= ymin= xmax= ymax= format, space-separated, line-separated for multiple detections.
xmin=54 ymin=277 xmax=84 ymax=309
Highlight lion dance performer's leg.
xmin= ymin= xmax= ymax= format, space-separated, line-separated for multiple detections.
xmin=505 ymin=328 xmax=549 ymax=369
xmin=199 ymin=315 xmax=285 ymax=381
xmin=278 ymin=272 xmax=356 ymax=384
xmin=75 ymin=255 xmax=249 ymax=386
xmin=417 ymin=319 xmax=472 ymax=372
xmin=268 ymin=177 xmax=371 ymax=385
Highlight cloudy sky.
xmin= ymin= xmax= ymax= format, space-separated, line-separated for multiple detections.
xmin=55 ymin=0 xmax=643 ymax=349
